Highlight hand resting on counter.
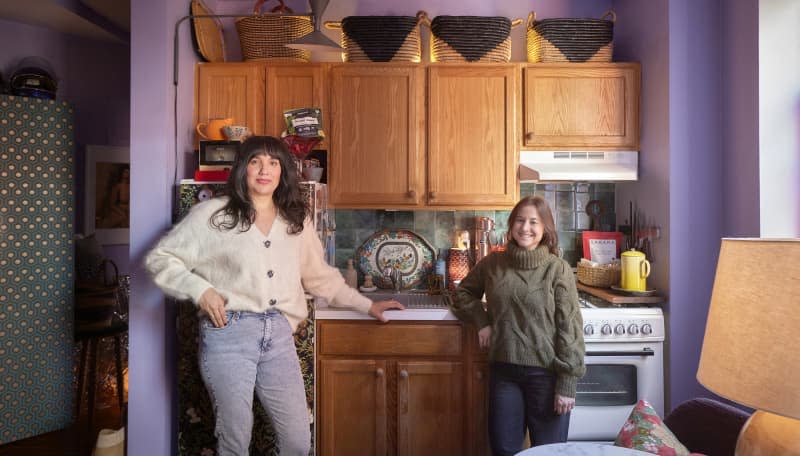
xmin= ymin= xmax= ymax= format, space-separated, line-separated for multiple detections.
xmin=368 ymin=299 xmax=405 ymax=322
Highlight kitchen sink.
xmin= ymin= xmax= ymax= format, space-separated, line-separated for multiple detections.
xmin=361 ymin=290 xmax=449 ymax=309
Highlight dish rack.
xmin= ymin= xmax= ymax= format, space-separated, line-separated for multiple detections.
xmin=577 ymin=261 xmax=620 ymax=288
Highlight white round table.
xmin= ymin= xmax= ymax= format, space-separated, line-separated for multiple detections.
xmin=515 ymin=442 xmax=652 ymax=456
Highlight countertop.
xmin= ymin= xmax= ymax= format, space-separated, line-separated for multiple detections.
xmin=314 ymin=300 xmax=457 ymax=321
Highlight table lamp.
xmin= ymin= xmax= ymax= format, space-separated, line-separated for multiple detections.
xmin=696 ymin=238 xmax=800 ymax=456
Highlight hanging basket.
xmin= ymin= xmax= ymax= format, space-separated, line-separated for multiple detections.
xmin=527 ymin=10 xmax=615 ymax=63
xmin=325 ymin=11 xmax=426 ymax=63
xmin=423 ymin=15 xmax=522 ymax=63
xmin=235 ymin=0 xmax=313 ymax=62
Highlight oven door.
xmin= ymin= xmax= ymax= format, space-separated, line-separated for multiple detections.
xmin=568 ymin=341 xmax=664 ymax=441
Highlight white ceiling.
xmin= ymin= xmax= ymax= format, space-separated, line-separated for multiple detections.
xmin=0 ymin=0 xmax=130 ymax=43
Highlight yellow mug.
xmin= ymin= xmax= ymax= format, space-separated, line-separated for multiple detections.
xmin=196 ymin=118 xmax=234 ymax=141
xmin=621 ymin=249 xmax=651 ymax=291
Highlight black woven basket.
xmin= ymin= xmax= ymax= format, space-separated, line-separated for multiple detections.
xmin=527 ymin=10 xmax=615 ymax=63
xmin=326 ymin=12 xmax=425 ymax=62
xmin=425 ymin=15 xmax=522 ymax=63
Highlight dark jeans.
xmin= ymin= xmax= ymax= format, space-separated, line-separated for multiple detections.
xmin=488 ymin=362 xmax=571 ymax=456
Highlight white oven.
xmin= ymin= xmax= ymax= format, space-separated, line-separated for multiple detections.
xmin=568 ymin=305 xmax=665 ymax=441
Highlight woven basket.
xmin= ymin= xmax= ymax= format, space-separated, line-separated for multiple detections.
xmin=190 ymin=0 xmax=226 ymax=62
xmin=423 ymin=15 xmax=523 ymax=63
xmin=325 ymin=11 xmax=425 ymax=62
xmin=577 ymin=262 xmax=621 ymax=288
xmin=235 ymin=0 xmax=313 ymax=62
xmin=527 ymin=10 xmax=615 ymax=63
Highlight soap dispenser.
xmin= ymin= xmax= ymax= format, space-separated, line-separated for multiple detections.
xmin=344 ymin=258 xmax=358 ymax=289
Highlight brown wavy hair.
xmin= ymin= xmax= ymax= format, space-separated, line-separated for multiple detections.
xmin=211 ymin=136 xmax=307 ymax=234
xmin=507 ymin=195 xmax=559 ymax=255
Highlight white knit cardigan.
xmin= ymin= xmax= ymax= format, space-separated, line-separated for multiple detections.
xmin=145 ymin=197 xmax=371 ymax=331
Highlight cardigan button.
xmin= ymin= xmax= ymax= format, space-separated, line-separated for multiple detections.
xmin=264 ymin=240 xmax=271 ymax=248
xmin=267 ymin=270 xmax=274 ymax=278
xmin=269 ymin=299 xmax=276 ymax=306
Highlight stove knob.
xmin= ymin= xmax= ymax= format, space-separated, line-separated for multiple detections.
xmin=601 ymin=324 xmax=612 ymax=335
xmin=628 ymin=324 xmax=640 ymax=335
xmin=614 ymin=324 xmax=626 ymax=335
xmin=641 ymin=323 xmax=653 ymax=335
xmin=583 ymin=324 xmax=594 ymax=336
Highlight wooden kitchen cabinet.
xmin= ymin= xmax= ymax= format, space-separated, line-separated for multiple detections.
xmin=522 ymin=63 xmax=640 ymax=150
xmin=316 ymin=320 xmax=468 ymax=456
xmin=427 ymin=64 xmax=519 ymax=208
xmin=328 ymin=63 xmax=518 ymax=209
xmin=328 ymin=64 xmax=425 ymax=208
xmin=195 ymin=62 xmax=326 ymax=145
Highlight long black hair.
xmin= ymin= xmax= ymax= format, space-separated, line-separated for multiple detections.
xmin=210 ymin=136 xmax=307 ymax=234
xmin=507 ymin=195 xmax=559 ymax=255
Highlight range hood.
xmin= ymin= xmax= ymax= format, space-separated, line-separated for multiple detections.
xmin=519 ymin=150 xmax=638 ymax=182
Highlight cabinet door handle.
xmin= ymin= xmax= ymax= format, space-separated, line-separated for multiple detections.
xmin=399 ymin=369 xmax=409 ymax=379
xmin=428 ymin=191 xmax=437 ymax=200
xmin=525 ymin=132 xmax=535 ymax=141
xmin=476 ymin=371 xmax=483 ymax=381
xmin=376 ymin=368 xmax=385 ymax=378
xmin=407 ymin=189 xmax=416 ymax=199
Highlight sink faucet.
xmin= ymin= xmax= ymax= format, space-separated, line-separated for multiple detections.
xmin=382 ymin=266 xmax=402 ymax=292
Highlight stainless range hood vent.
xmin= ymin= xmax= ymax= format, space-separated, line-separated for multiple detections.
xmin=519 ymin=150 xmax=638 ymax=182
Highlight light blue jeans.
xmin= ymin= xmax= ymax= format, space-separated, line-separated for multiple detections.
xmin=199 ymin=309 xmax=311 ymax=456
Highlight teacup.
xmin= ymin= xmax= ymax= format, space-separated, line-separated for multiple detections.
xmin=222 ymin=125 xmax=252 ymax=142
xmin=303 ymin=166 xmax=324 ymax=182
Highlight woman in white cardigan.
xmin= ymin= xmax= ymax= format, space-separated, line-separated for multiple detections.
xmin=145 ymin=136 xmax=402 ymax=455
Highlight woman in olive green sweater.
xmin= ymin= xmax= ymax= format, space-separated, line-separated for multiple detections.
xmin=450 ymin=195 xmax=585 ymax=455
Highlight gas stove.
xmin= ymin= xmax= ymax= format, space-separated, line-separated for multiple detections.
xmin=578 ymin=291 xmax=664 ymax=343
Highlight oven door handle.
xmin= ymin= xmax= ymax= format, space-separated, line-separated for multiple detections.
xmin=586 ymin=348 xmax=655 ymax=357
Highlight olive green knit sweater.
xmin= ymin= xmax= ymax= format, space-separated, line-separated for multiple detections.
xmin=450 ymin=242 xmax=586 ymax=397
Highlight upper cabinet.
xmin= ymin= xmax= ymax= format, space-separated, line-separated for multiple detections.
xmin=328 ymin=63 xmax=518 ymax=209
xmin=427 ymin=64 xmax=519 ymax=208
xmin=195 ymin=62 xmax=326 ymax=145
xmin=328 ymin=64 xmax=425 ymax=208
xmin=522 ymin=63 xmax=640 ymax=150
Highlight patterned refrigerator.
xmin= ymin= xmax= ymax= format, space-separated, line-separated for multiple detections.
xmin=175 ymin=179 xmax=328 ymax=455
xmin=0 ymin=95 xmax=75 ymax=444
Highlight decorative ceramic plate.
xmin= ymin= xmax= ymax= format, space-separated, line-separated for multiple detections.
xmin=357 ymin=229 xmax=435 ymax=290
xmin=610 ymin=286 xmax=658 ymax=297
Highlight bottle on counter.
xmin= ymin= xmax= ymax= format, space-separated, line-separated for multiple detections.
xmin=435 ymin=249 xmax=447 ymax=290
xmin=344 ymin=258 xmax=358 ymax=289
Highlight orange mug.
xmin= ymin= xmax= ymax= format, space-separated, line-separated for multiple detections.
xmin=196 ymin=118 xmax=233 ymax=141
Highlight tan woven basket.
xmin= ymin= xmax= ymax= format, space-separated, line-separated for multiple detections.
xmin=577 ymin=262 xmax=620 ymax=288
xmin=235 ymin=0 xmax=313 ymax=62
xmin=325 ymin=11 xmax=425 ymax=62
xmin=527 ymin=10 xmax=615 ymax=63
xmin=422 ymin=14 xmax=522 ymax=63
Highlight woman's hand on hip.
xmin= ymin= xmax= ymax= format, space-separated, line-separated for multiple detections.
xmin=368 ymin=300 xmax=405 ymax=323
xmin=477 ymin=325 xmax=492 ymax=348
xmin=554 ymin=394 xmax=575 ymax=415
xmin=199 ymin=288 xmax=227 ymax=328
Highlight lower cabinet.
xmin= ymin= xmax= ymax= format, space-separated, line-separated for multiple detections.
xmin=317 ymin=320 xmax=479 ymax=456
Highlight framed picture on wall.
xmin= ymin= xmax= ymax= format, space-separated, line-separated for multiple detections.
xmin=85 ymin=145 xmax=130 ymax=245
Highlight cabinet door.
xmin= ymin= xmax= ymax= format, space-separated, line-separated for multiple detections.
xmin=468 ymin=361 xmax=490 ymax=456
xmin=329 ymin=64 xmax=425 ymax=208
xmin=265 ymin=64 xmax=326 ymax=147
xmin=318 ymin=359 xmax=388 ymax=456
xmin=195 ymin=63 xmax=264 ymax=135
xmin=396 ymin=361 xmax=465 ymax=456
xmin=522 ymin=63 xmax=640 ymax=149
xmin=428 ymin=65 xmax=519 ymax=208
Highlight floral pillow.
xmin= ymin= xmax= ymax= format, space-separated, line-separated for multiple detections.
xmin=615 ymin=399 xmax=692 ymax=456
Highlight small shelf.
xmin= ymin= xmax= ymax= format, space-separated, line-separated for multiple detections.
xmin=577 ymin=282 xmax=666 ymax=304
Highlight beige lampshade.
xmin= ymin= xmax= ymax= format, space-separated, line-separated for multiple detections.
xmin=696 ymin=238 xmax=800 ymax=419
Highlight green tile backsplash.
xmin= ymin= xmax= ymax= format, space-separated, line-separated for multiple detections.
xmin=332 ymin=183 xmax=616 ymax=284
